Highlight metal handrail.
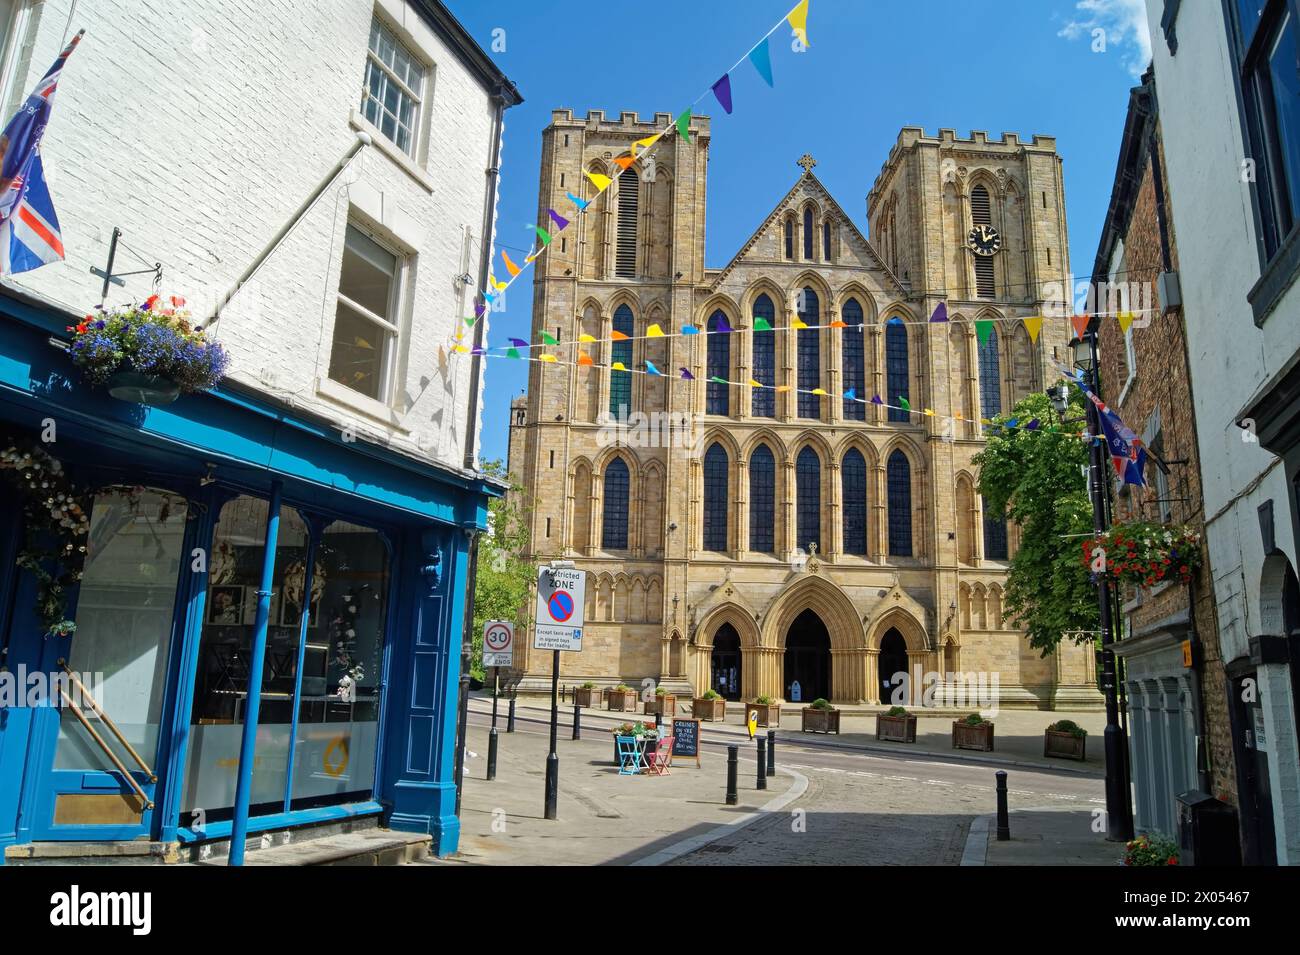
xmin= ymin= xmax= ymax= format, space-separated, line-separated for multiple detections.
xmin=57 ymin=659 xmax=156 ymax=782
xmin=57 ymin=687 xmax=154 ymax=810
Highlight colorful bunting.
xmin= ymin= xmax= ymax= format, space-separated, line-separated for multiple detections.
xmin=566 ymin=191 xmax=590 ymax=211
xmin=753 ymin=317 xmax=772 ymax=331
xmin=579 ymin=333 xmax=596 ymax=343
xmin=633 ymin=134 xmax=658 ymax=155
xmin=646 ymin=360 xmax=662 ymax=376
xmin=548 ymin=209 xmax=570 ymax=230
xmin=611 ymin=330 xmax=629 ymax=341
xmin=844 ymin=389 xmax=856 ymax=400
xmin=749 ymin=378 xmax=763 ymax=388
xmin=711 ymin=73 xmax=733 ymax=114
xmin=613 ymin=154 xmax=636 ymax=171
xmin=646 ymin=323 xmax=666 ymax=337
xmin=709 ymin=376 xmax=728 ymax=385
xmin=1071 ymin=313 xmax=1090 ymax=340
xmin=577 ymin=352 xmax=594 ymax=366
xmin=792 ymin=317 xmax=809 ymax=329
xmin=1117 ymin=311 xmax=1136 ymax=335
xmin=506 ymin=347 xmax=520 ymax=359
xmin=787 ymin=0 xmax=811 ymax=47
xmin=681 ymin=324 xmax=700 ymax=335
xmin=532 ymin=225 xmax=553 ymax=247
xmin=898 ymin=396 xmax=911 ymax=412
xmin=680 ymin=368 xmax=695 ymax=380
xmin=474 ymin=301 xmax=485 ymax=318
xmin=540 ymin=331 xmax=559 ymax=346
xmin=1023 ymin=315 xmax=1043 ymax=343
xmin=871 ymin=395 xmax=882 ymax=405
xmin=714 ymin=314 xmax=734 ymax=333
xmin=811 ymin=388 xmax=828 ymax=396
xmin=611 ymin=361 xmax=627 ymax=371
xmin=675 ymin=109 xmax=692 ymax=142
xmin=749 ymin=37 xmax=774 ymax=86
xmin=585 ymin=170 xmax=612 ymax=192
xmin=501 ymin=250 xmax=521 ymax=277
xmin=975 ymin=320 xmax=994 ymax=345
xmin=930 ymin=302 xmax=948 ymax=323
xmin=508 ymin=338 xmax=529 ymax=348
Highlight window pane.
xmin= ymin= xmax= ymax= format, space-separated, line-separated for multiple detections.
xmin=340 ymin=225 xmax=397 ymax=317
xmin=886 ymin=322 xmax=909 ymax=422
xmin=842 ymin=450 xmax=868 ymax=555
xmin=796 ymin=447 xmax=820 ymax=553
xmin=610 ymin=305 xmax=634 ymax=419
xmin=978 ymin=326 xmax=1002 ymax=418
xmin=983 ymin=495 xmax=1008 ymax=560
xmin=290 ymin=521 xmax=389 ymax=810
xmin=749 ymin=446 xmax=775 ymax=553
xmin=751 ymin=295 xmax=776 ymax=417
xmin=1236 ymin=0 xmax=1270 ymax=49
xmin=797 ymin=288 xmax=820 ymax=418
xmin=887 ymin=451 xmax=912 ymax=556
xmin=703 ymin=444 xmax=728 ymax=551
xmin=601 ymin=459 xmax=630 ymax=550
xmin=842 ymin=299 xmax=865 ymax=420
xmin=1265 ymin=11 xmax=1300 ymax=230
xmin=183 ymin=499 xmax=309 ymax=823
xmin=706 ymin=310 xmax=730 ymax=415
xmin=329 ymin=302 xmax=391 ymax=400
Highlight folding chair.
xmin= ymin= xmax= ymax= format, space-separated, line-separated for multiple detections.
xmin=643 ymin=735 xmax=674 ymax=775
xmin=616 ymin=735 xmax=643 ymax=775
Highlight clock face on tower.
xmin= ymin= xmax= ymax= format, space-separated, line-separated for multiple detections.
xmin=967 ymin=224 xmax=1002 ymax=257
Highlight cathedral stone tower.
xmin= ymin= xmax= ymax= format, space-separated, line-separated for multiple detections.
xmin=506 ymin=111 xmax=1098 ymax=710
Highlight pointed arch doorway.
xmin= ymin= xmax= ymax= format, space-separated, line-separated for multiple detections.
xmin=784 ymin=609 xmax=830 ymax=702
xmin=879 ymin=628 xmax=909 ymax=705
xmin=710 ymin=624 xmax=742 ymax=701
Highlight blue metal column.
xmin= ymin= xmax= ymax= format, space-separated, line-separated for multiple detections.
xmin=228 ymin=481 xmax=282 ymax=866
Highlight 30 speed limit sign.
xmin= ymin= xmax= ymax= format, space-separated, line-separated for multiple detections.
xmin=482 ymin=620 xmax=514 ymax=668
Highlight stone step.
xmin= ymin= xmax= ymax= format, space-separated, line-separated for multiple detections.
xmin=196 ymin=829 xmax=431 ymax=866
xmin=5 ymin=841 xmax=181 ymax=866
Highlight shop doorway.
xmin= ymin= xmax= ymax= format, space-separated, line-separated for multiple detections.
xmin=1227 ymin=667 xmax=1277 ymax=865
xmin=784 ymin=609 xmax=830 ymax=702
xmin=879 ymin=628 xmax=909 ymax=705
xmin=710 ymin=624 xmax=741 ymax=701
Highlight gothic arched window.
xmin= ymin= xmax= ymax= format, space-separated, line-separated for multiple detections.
xmin=784 ymin=217 xmax=794 ymax=260
xmin=706 ymin=309 xmax=730 ymax=416
xmin=842 ymin=448 xmax=868 ymax=555
xmin=797 ymin=288 xmax=820 ymax=419
xmin=823 ymin=220 xmax=833 ymax=261
xmin=602 ymin=457 xmax=630 ymax=550
xmin=610 ymin=305 xmax=634 ymax=419
xmin=971 ymin=185 xmax=995 ymax=297
xmin=842 ymin=298 xmax=865 ymax=421
xmin=616 ymin=168 xmax=639 ymax=278
xmin=796 ymin=446 xmax=821 ymax=554
xmin=703 ymin=443 xmax=728 ymax=552
xmin=983 ymin=494 xmax=1008 ymax=560
xmin=978 ymin=325 xmax=1002 ymax=418
xmin=803 ymin=206 xmax=815 ymax=260
xmin=886 ymin=321 xmax=909 ymax=422
xmin=749 ymin=445 xmax=775 ymax=553
xmin=887 ymin=449 xmax=912 ymax=557
xmin=751 ymin=294 xmax=776 ymax=417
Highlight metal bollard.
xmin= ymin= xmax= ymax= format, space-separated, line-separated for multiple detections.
xmin=507 ymin=696 xmax=516 ymax=733
xmin=487 ymin=725 xmax=498 ymax=781
xmin=995 ymin=770 xmax=1010 ymax=841
xmin=572 ymin=703 xmax=581 ymax=740
xmin=766 ymin=730 xmax=776 ymax=777
xmin=756 ymin=737 xmax=767 ymax=790
xmin=726 ymin=745 xmax=738 ymax=805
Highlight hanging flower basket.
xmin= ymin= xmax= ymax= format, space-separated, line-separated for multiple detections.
xmin=67 ymin=295 xmax=229 ymax=405
xmin=1082 ymin=521 xmax=1203 ymax=590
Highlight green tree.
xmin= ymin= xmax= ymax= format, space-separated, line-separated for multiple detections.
xmin=972 ymin=390 xmax=1098 ymax=656
xmin=471 ymin=459 xmax=533 ymax=680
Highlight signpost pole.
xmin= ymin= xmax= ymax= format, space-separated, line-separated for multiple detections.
xmin=545 ymin=649 xmax=560 ymax=820
xmin=487 ymin=669 xmax=499 ymax=781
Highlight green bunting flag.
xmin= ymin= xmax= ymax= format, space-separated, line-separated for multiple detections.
xmin=753 ymin=317 xmax=772 ymax=331
xmin=975 ymin=320 xmax=994 ymax=345
xmin=676 ymin=108 xmax=692 ymax=142
xmin=898 ymin=396 xmax=911 ymax=412
xmin=541 ymin=331 xmax=559 ymax=346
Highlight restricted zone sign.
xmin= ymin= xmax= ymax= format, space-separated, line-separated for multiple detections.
xmin=534 ymin=566 xmax=586 ymax=651
xmin=482 ymin=620 xmax=514 ymax=668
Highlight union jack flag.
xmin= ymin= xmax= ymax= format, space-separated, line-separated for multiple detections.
xmin=0 ymin=29 xmax=83 ymax=275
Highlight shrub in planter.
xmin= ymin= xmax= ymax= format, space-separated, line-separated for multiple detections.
xmin=1124 ymin=833 xmax=1179 ymax=866
xmin=693 ymin=688 xmax=726 ymax=721
xmin=574 ymin=681 xmax=599 ymax=708
xmin=67 ymin=297 xmax=230 ymax=405
xmin=952 ymin=712 xmax=995 ymax=751
xmin=749 ymin=694 xmax=781 ymax=727
xmin=801 ymin=698 xmax=840 ymax=734
xmin=608 ymin=684 xmax=639 ymax=712
xmin=877 ymin=705 xmax=917 ymax=743
xmin=645 ymin=687 xmax=677 ymax=716
xmin=1044 ymin=719 xmax=1087 ymax=761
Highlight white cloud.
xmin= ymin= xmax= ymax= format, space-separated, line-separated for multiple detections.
xmin=1059 ymin=0 xmax=1153 ymax=77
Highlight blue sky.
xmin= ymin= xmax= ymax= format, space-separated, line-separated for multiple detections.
xmin=446 ymin=0 xmax=1153 ymax=466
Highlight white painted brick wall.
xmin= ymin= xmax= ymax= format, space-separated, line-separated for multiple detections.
xmin=3 ymin=0 xmax=504 ymax=472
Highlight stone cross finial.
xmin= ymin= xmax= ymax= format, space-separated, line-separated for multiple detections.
xmin=797 ymin=154 xmax=817 ymax=174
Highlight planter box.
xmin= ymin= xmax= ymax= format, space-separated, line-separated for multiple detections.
xmin=645 ymin=694 xmax=677 ymax=717
xmin=608 ymin=690 xmax=639 ymax=712
xmin=748 ymin=702 xmax=781 ymax=727
xmin=1044 ymin=729 xmax=1087 ymax=761
xmin=801 ymin=707 xmax=840 ymax=734
xmin=876 ymin=713 xmax=917 ymax=743
xmin=693 ymin=697 xmax=726 ymax=721
xmin=574 ymin=687 xmax=599 ymax=708
xmin=952 ymin=720 xmax=995 ymax=752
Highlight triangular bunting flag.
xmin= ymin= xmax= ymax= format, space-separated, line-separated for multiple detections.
xmin=532 ymin=225 xmax=553 ymax=247
xmin=633 ymin=134 xmax=658 ymax=155
xmin=675 ymin=109 xmax=692 ymax=142
xmin=887 ymin=316 xmax=904 ymax=325
xmin=709 ymin=376 xmax=728 ymax=385
xmin=749 ymin=378 xmax=763 ymax=388
xmin=611 ymin=330 xmax=630 ymax=341
xmin=577 ymin=352 xmax=594 ymax=366
xmin=923 ymin=408 xmax=935 ymax=416
xmin=566 ymin=191 xmax=590 ymax=211
xmin=1117 ymin=311 xmax=1136 ymax=335
xmin=482 ymin=291 xmax=495 ymax=303
xmin=1071 ymin=313 xmax=1090 ymax=340
xmin=539 ymin=354 xmax=557 ymax=363
xmin=474 ymin=301 xmax=486 ymax=318
xmin=975 ymin=320 xmax=994 ymax=345
xmin=753 ymin=317 xmax=772 ymax=331
xmin=541 ymin=331 xmax=559 ymax=346
xmin=844 ymin=389 xmax=856 ymax=400
xmin=811 ymin=388 xmax=828 ymax=396
xmin=680 ymin=368 xmax=695 ymax=380
xmin=871 ymin=395 xmax=883 ymax=405
xmin=611 ymin=361 xmax=627 ymax=371
xmin=681 ymin=324 xmax=700 ymax=335
xmin=713 ymin=315 xmax=734 ymax=333
xmin=613 ymin=154 xmax=636 ymax=171
xmin=646 ymin=360 xmax=662 ymax=376
xmin=646 ymin=323 xmax=665 ymax=337
xmin=1023 ymin=315 xmax=1043 ymax=343
xmin=502 ymin=250 xmax=521 ymax=277
xmin=787 ymin=0 xmax=810 ymax=47
xmin=579 ymin=333 xmax=596 ymax=343
xmin=508 ymin=338 xmax=529 ymax=348
xmin=585 ymin=170 xmax=612 ymax=191
xmin=1025 ymin=419 xmax=1041 ymax=431
xmin=711 ymin=73 xmax=733 ymax=114
xmin=792 ymin=318 xmax=809 ymax=329
xmin=930 ymin=302 xmax=949 ymax=322
xmin=830 ymin=320 xmax=847 ymax=328
xmin=506 ymin=348 xmax=520 ymax=359
xmin=898 ymin=396 xmax=912 ymax=412
xmin=748 ymin=37 xmax=774 ymax=86
xmin=548 ymin=209 xmax=569 ymax=231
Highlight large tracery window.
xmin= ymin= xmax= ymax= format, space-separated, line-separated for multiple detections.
xmin=706 ymin=310 xmax=730 ymax=416
xmin=749 ymin=445 xmax=776 ymax=553
xmin=886 ymin=321 xmax=909 ymax=423
xmin=752 ymin=294 xmax=776 ymax=417
xmin=803 ymin=205 xmax=815 ymax=260
xmin=703 ymin=443 xmax=729 ymax=552
xmin=887 ymin=450 xmax=913 ymax=557
xmin=797 ymin=288 xmax=820 ymax=419
xmin=842 ymin=449 xmax=868 ymax=555
xmin=609 ymin=305 xmax=633 ymax=419
xmin=842 ymin=298 xmax=865 ymax=420
xmin=602 ymin=457 xmax=630 ymax=550
xmin=983 ymin=494 xmax=1009 ymax=560
xmin=796 ymin=446 xmax=821 ymax=554
xmin=978 ymin=325 xmax=1002 ymax=418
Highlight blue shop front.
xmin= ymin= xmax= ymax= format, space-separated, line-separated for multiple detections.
xmin=0 ymin=290 xmax=492 ymax=861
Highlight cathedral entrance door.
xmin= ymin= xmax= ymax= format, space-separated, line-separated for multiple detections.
xmin=710 ymin=624 xmax=742 ymax=701
xmin=879 ymin=628 xmax=909 ymax=705
xmin=784 ymin=610 xmax=830 ymax=702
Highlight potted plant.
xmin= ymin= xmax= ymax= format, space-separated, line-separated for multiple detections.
xmin=1124 ymin=833 xmax=1179 ymax=866
xmin=608 ymin=684 xmax=639 ymax=712
xmin=1082 ymin=521 xmax=1203 ymax=592
xmin=67 ymin=296 xmax=230 ymax=406
xmin=645 ymin=686 xmax=677 ymax=717
xmin=693 ymin=688 xmax=726 ymax=721
xmin=1044 ymin=719 xmax=1087 ymax=761
xmin=952 ymin=712 xmax=994 ymax=751
xmin=877 ymin=705 xmax=917 ymax=743
xmin=574 ymin=681 xmax=599 ymax=708
xmin=749 ymin=694 xmax=781 ymax=727
xmin=610 ymin=720 xmax=657 ymax=766
xmin=801 ymin=698 xmax=840 ymax=734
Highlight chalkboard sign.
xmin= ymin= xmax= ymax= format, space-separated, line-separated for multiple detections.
xmin=670 ymin=718 xmax=701 ymax=767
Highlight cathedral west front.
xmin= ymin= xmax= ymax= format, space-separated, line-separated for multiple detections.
xmin=506 ymin=108 xmax=1099 ymax=709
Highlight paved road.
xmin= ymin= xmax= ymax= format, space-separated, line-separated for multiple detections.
xmin=467 ymin=708 xmax=1104 ymax=865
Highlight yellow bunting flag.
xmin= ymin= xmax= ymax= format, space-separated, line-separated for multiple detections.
xmin=501 ymin=251 xmax=521 ymax=277
xmin=585 ymin=170 xmax=612 ymax=192
xmin=1023 ymin=315 xmax=1043 ymax=343
xmin=924 ymin=408 xmax=935 ymax=416
xmin=452 ymin=344 xmax=468 ymax=354
xmin=749 ymin=379 xmax=763 ymax=388
xmin=812 ymin=388 xmax=828 ymax=396
xmin=611 ymin=361 xmax=627 ymax=371
xmin=539 ymin=354 xmax=558 ymax=363
xmin=792 ymin=318 xmax=809 ymax=329
xmin=646 ymin=323 xmax=665 ymax=337
xmin=787 ymin=0 xmax=810 ymax=47
xmin=1117 ymin=311 xmax=1136 ymax=334
xmin=776 ymin=385 xmax=792 ymax=393
xmin=633 ymin=134 xmax=658 ymax=155
xmin=579 ymin=333 xmax=596 ymax=343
